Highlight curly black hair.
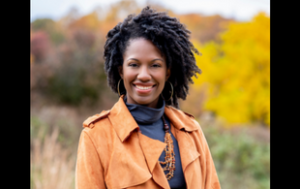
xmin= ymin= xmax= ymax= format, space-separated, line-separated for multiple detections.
xmin=103 ymin=6 xmax=201 ymax=108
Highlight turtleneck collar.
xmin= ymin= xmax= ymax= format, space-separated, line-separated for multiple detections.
xmin=124 ymin=95 xmax=165 ymax=124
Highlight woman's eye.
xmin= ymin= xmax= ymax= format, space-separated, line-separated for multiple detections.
xmin=129 ymin=63 xmax=138 ymax=67
xmin=152 ymin=64 xmax=161 ymax=68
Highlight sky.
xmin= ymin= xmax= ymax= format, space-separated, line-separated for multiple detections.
xmin=31 ymin=0 xmax=270 ymax=22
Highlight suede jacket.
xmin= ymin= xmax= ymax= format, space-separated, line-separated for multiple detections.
xmin=76 ymin=95 xmax=221 ymax=189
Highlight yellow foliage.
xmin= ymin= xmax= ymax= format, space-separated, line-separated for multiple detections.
xmin=192 ymin=12 xmax=270 ymax=126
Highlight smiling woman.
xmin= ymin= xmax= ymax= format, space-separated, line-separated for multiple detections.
xmin=75 ymin=6 xmax=221 ymax=189
xmin=120 ymin=38 xmax=170 ymax=108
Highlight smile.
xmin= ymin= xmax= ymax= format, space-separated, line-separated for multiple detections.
xmin=133 ymin=84 xmax=156 ymax=93
xmin=135 ymin=85 xmax=154 ymax=90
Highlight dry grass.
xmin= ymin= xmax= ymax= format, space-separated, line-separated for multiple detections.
xmin=31 ymin=127 xmax=76 ymax=189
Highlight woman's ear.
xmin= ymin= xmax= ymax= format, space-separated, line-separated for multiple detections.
xmin=166 ymin=69 xmax=171 ymax=80
xmin=118 ymin=66 xmax=123 ymax=79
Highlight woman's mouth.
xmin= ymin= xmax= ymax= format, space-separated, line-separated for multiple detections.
xmin=133 ymin=84 xmax=156 ymax=93
xmin=135 ymin=85 xmax=153 ymax=90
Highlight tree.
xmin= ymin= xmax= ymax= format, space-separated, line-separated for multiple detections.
xmin=31 ymin=18 xmax=66 ymax=45
xmin=30 ymin=31 xmax=51 ymax=63
xmin=191 ymin=12 xmax=270 ymax=126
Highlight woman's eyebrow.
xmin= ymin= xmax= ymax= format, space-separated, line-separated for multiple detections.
xmin=126 ymin=58 xmax=164 ymax=62
xmin=151 ymin=58 xmax=164 ymax=62
xmin=126 ymin=58 xmax=139 ymax=62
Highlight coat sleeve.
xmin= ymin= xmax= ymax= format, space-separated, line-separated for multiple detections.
xmin=75 ymin=129 xmax=106 ymax=189
xmin=203 ymin=137 xmax=221 ymax=189
xmin=194 ymin=120 xmax=221 ymax=189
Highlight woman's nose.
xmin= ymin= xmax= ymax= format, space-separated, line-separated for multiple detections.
xmin=137 ymin=66 xmax=151 ymax=81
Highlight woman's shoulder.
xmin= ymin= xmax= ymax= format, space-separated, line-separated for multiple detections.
xmin=165 ymin=105 xmax=203 ymax=130
xmin=82 ymin=110 xmax=111 ymax=129
xmin=166 ymin=106 xmax=210 ymax=142
xmin=165 ymin=105 xmax=196 ymax=120
xmin=80 ymin=109 xmax=115 ymax=143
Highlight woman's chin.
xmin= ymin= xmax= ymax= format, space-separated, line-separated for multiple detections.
xmin=133 ymin=96 xmax=159 ymax=108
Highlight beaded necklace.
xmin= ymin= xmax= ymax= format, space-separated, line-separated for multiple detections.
xmin=159 ymin=115 xmax=175 ymax=180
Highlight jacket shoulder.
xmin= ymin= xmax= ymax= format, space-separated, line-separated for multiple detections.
xmin=83 ymin=110 xmax=110 ymax=129
xmin=167 ymin=105 xmax=195 ymax=119
xmin=183 ymin=111 xmax=195 ymax=119
xmin=166 ymin=105 xmax=202 ymax=132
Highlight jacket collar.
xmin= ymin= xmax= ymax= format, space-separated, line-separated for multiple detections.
xmin=108 ymin=95 xmax=199 ymax=143
xmin=108 ymin=95 xmax=201 ymax=188
xmin=108 ymin=95 xmax=139 ymax=142
xmin=164 ymin=105 xmax=199 ymax=132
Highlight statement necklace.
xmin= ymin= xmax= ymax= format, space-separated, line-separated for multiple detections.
xmin=159 ymin=115 xmax=175 ymax=180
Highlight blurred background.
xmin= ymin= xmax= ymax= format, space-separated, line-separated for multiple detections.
xmin=30 ymin=0 xmax=270 ymax=188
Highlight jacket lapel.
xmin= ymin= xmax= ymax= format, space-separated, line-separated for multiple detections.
xmin=165 ymin=106 xmax=201 ymax=188
xmin=138 ymin=132 xmax=170 ymax=189
xmin=108 ymin=96 xmax=201 ymax=188
xmin=108 ymin=95 xmax=139 ymax=142
xmin=173 ymin=125 xmax=200 ymax=172
xmin=137 ymin=132 xmax=166 ymax=173
xmin=108 ymin=96 xmax=171 ymax=188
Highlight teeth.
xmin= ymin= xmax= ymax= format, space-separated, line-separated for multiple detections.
xmin=136 ymin=85 xmax=152 ymax=90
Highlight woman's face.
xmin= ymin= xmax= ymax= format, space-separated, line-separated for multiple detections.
xmin=120 ymin=38 xmax=170 ymax=108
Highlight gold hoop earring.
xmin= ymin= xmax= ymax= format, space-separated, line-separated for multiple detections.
xmin=166 ymin=81 xmax=174 ymax=101
xmin=117 ymin=79 xmax=123 ymax=97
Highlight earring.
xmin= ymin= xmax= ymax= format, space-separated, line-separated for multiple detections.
xmin=165 ymin=81 xmax=174 ymax=101
xmin=117 ymin=79 xmax=123 ymax=97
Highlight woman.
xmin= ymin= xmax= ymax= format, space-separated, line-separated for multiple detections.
xmin=76 ymin=6 xmax=220 ymax=189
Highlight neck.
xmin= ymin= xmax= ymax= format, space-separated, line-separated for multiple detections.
xmin=124 ymin=95 xmax=165 ymax=124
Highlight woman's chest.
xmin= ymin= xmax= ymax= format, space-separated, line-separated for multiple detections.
xmin=95 ymin=129 xmax=201 ymax=189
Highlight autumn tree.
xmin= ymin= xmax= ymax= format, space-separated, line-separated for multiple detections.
xmin=31 ymin=18 xmax=66 ymax=45
xmin=30 ymin=31 xmax=51 ymax=63
xmin=178 ymin=14 xmax=234 ymax=43
xmin=189 ymin=12 xmax=270 ymax=127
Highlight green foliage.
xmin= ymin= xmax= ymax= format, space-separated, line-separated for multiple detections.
xmin=43 ymin=29 xmax=108 ymax=106
xmin=48 ymin=64 xmax=97 ymax=105
xmin=203 ymin=125 xmax=270 ymax=189
xmin=47 ymin=64 xmax=107 ymax=106
xmin=31 ymin=18 xmax=109 ymax=106
xmin=31 ymin=18 xmax=55 ymax=30
xmin=31 ymin=18 xmax=66 ymax=45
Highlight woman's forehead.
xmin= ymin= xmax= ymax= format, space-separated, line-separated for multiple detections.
xmin=123 ymin=38 xmax=165 ymax=61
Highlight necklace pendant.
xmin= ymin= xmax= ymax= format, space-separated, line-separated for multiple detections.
xmin=160 ymin=115 xmax=175 ymax=180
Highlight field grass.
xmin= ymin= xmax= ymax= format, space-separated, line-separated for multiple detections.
xmin=31 ymin=126 xmax=76 ymax=189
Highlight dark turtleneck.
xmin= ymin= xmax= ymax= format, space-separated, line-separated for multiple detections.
xmin=124 ymin=96 xmax=186 ymax=189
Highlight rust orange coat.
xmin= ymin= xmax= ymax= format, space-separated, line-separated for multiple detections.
xmin=76 ymin=95 xmax=221 ymax=189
